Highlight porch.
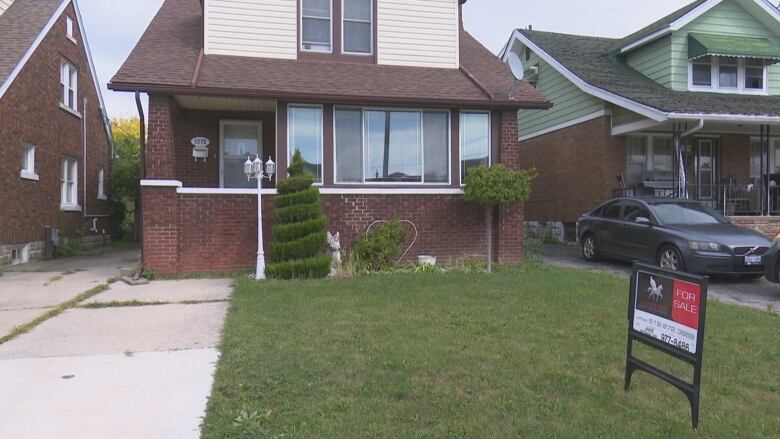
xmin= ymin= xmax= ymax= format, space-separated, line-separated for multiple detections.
xmin=613 ymin=183 xmax=780 ymax=216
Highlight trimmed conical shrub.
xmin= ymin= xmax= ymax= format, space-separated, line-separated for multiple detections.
xmin=266 ymin=150 xmax=331 ymax=279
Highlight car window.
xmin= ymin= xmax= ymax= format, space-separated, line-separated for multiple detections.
xmin=602 ymin=202 xmax=622 ymax=219
xmin=623 ymin=203 xmax=650 ymax=222
xmin=649 ymin=202 xmax=729 ymax=225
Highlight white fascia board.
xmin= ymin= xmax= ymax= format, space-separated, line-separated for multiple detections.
xmin=140 ymin=179 xmax=183 ymax=187
xmin=519 ymin=110 xmax=611 ymax=141
xmin=175 ymin=187 xmax=465 ymax=195
xmin=0 ymin=0 xmax=70 ymax=100
xmin=667 ymin=113 xmax=780 ymax=123
xmin=611 ymin=118 xmax=664 ymax=136
xmin=507 ymin=30 xmax=667 ymax=122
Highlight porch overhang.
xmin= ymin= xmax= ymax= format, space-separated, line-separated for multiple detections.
xmin=688 ymin=33 xmax=780 ymax=61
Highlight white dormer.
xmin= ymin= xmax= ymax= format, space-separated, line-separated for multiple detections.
xmin=204 ymin=0 xmax=459 ymax=69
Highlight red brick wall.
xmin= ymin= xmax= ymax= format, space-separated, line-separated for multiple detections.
xmin=730 ymin=217 xmax=780 ymax=238
xmin=518 ymin=116 xmax=625 ymax=223
xmin=0 ymin=3 xmax=111 ymax=248
xmin=720 ymin=134 xmax=750 ymax=184
xmin=498 ymin=111 xmax=525 ymax=263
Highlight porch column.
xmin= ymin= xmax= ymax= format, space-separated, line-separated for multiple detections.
xmin=140 ymin=183 xmax=180 ymax=275
xmin=146 ymin=95 xmax=177 ymax=180
xmin=497 ymin=111 xmax=525 ymax=264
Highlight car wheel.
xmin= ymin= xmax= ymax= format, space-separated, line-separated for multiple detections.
xmin=582 ymin=234 xmax=601 ymax=262
xmin=658 ymin=246 xmax=685 ymax=272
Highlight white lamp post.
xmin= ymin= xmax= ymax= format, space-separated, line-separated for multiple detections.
xmin=244 ymin=155 xmax=276 ymax=279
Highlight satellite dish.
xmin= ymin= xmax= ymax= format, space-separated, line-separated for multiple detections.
xmin=507 ymin=51 xmax=524 ymax=81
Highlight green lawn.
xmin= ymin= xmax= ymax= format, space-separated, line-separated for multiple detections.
xmin=202 ymin=264 xmax=780 ymax=438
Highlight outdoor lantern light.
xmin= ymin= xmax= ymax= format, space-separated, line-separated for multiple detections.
xmin=242 ymin=153 xmax=276 ymax=280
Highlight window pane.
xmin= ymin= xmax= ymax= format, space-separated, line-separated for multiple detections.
xmin=423 ymin=112 xmax=449 ymax=183
xmin=750 ymin=139 xmax=762 ymax=181
xmin=302 ymin=0 xmax=330 ymax=18
xmin=626 ymin=136 xmax=647 ymax=186
xmin=344 ymin=0 xmax=370 ymax=20
xmin=745 ymin=59 xmax=764 ymax=89
xmin=365 ymin=111 xmax=422 ymax=182
xmin=223 ymin=124 xmax=259 ymax=188
xmin=335 ymin=109 xmax=363 ymax=183
xmin=302 ymin=17 xmax=330 ymax=50
xmin=719 ymin=57 xmax=737 ymax=88
xmin=289 ymin=107 xmax=323 ymax=182
xmin=460 ymin=112 xmax=490 ymax=182
xmin=692 ymin=56 xmax=711 ymax=86
xmin=652 ymin=137 xmax=672 ymax=173
xmin=344 ymin=21 xmax=371 ymax=53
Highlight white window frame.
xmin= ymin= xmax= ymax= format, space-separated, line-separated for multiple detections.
xmin=300 ymin=0 xmax=333 ymax=53
xmin=333 ymin=106 xmax=452 ymax=185
xmin=60 ymin=60 xmax=80 ymax=114
xmin=219 ymin=119 xmax=264 ymax=188
xmin=66 ymin=16 xmax=77 ymax=44
xmin=20 ymin=143 xmax=39 ymax=181
xmin=287 ymin=104 xmax=324 ymax=185
xmin=341 ymin=0 xmax=373 ymax=56
xmin=97 ymin=168 xmax=107 ymax=200
xmin=749 ymin=136 xmax=780 ymax=178
xmin=688 ymin=55 xmax=768 ymax=95
xmin=459 ymin=110 xmax=492 ymax=186
xmin=61 ymin=157 xmax=80 ymax=211
xmin=625 ymin=134 xmax=674 ymax=183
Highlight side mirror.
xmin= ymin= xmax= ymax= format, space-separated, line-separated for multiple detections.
xmin=635 ymin=216 xmax=652 ymax=226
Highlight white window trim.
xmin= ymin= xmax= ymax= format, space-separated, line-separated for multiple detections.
xmin=60 ymin=60 xmax=80 ymax=114
xmin=333 ymin=106 xmax=452 ymax=185
xmin=459 ymin=110 xmax=492 ymax=187
xmin=20 ymin=143 xmax=39 ymax=181
xmin=749 ymin=136 xmax=780 ymax=176
xmin=97 ymin=168 xmax=107 ymax=200
xmin=688 ymin=56 xmax=768 ymax=95
xmin=288 ymin=104 xmax=324 ymax=185
xmin=625 ymin=134 xmax=675 ymax=183
xmin=66 ymin=16 xmax=77 ymax=44
xmin=61 ymin=158 xmax=80 ymax=211
xmin=341 ymin=0 xmax=373 ymax=56
xmin=300 ymin=0 xmax=333 ymax=53
xmin=219 ymin=119 xmax=264 ymax=189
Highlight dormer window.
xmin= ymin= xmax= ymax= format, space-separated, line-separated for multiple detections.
xmin=688 ymin=56 xmax=768 ymax=94
xmin=301 ymin=0 xmax=332 ymax=52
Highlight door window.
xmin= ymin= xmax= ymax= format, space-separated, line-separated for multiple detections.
xmin=602 ymin=202 xmax=622 ymax=219
xmin=623 ymin=203 xmax=650 ymax=222
xmin=221 ymin=121 xmax=262 ymax=188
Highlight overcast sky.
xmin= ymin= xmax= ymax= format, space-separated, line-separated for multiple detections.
xmin=79 ymin=0 xmax=695 ymax=119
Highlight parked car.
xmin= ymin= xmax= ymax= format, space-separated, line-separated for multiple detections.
xmin=762 ymin=236 xmax=780 ymax=283
xmin=577 ymin=198 xmax=771 ymax=277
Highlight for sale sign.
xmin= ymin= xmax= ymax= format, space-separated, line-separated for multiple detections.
xmin=632 ymin=270 xmax=702 ymax=354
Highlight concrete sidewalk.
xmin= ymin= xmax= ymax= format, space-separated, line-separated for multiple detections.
xmin=0 ymin=268 xmax=233 ymax=439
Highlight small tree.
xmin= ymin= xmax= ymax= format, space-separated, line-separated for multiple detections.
xmin=266 ymin=150 xmax=331 ymax=279
xmin=109 ymin=118 xmax=141 ymax=241
xmin=464 ymin=165 xmax=537 ymax=272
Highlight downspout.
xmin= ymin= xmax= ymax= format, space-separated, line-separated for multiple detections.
xmin=135 ymin=91 xmax=146 ymax=262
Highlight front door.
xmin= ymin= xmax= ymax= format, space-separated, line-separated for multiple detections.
xmin=694 ymin=138 xmax=718 ymax=201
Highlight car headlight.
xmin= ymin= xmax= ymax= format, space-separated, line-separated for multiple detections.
xmin=688 ymin=241 xmax=722 ymax=252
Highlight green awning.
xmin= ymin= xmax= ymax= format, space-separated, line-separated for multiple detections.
xmin=688 ymin=33 xmax=780 ymax=61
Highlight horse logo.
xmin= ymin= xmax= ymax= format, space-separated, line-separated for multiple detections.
xmin=647 ymin=276 xmax=664 ymax=303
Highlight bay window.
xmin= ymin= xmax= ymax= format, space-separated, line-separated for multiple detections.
xmin=689 ymin=56 xmax=768 ymax=93
xmin=460 ymin=112 xmax=491 ymax=183
xmin=301 ymin=0 xmax=332 ymax=52
xmin=334 ymin=108 xmax=450 ymax=184
xmin=288 ymin=105 xmax=323 ymax=183
xmin=343 ymin=0 xmax=372 ymax=54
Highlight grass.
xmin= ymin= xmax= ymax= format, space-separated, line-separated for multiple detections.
xmin=202 ymin=264 xmax=780 ymax=438
xmin=0 ymin=283 xmax=110 ymax=345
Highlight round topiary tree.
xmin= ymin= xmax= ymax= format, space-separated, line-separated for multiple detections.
xmin=266 ymin=150 xmax=331 ymax=279
xmin=464 ymin=165 xmax=537 ymax=272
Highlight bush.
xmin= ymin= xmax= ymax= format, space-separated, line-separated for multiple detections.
xmin=55 ymin=237 xmax=84 ymax=258
xmin=266 ymin=150 xmax=329 ymax=280
xmin=351 ymin=220 xmax=409 ymax=271
xmin=463 ymin=165 xmax=537 ymax=206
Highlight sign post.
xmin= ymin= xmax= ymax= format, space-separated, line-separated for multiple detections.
xmin=625 ymin=262 xmax=708 ymax=429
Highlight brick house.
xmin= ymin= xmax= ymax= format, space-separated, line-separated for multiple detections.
xmin=502 ymin=0 xmax=780 ymax=241
xmin=0 ymin=0 xmax=113 ymax=265
xmin=109 ymin=0 xmax=550 ymax=275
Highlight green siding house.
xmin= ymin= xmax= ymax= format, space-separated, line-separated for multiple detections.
xmin=503 ymin=0 xmax=780 ymax=240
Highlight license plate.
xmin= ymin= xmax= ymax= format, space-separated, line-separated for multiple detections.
xmin=745 ymin=255 xmax=763 ymax=266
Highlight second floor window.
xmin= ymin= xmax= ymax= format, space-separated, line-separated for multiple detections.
xmin=689 ymin=55 xmax=767 ymax=93
xmin=60 ymin=60 xmax=78 ymax=111
xmin=343 ymin=0 xmax=372 ymax=54
xmin=302 ymin=0 xmax=332 ymax=52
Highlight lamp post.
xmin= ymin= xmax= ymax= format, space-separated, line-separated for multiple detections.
xmin=244 ymin=155 xmax=276 ymax=279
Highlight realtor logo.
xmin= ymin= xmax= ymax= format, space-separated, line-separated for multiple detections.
xmin=647 ymin=276 xmax=664 ymax=303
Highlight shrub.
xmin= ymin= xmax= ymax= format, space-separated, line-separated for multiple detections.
xmin=55 ymin=237 xmax=84 ymax=258
xmin=351 ymin=220 xmax=409 ymax=272
xmin=266 ymin=150 xmax=329 ymax=280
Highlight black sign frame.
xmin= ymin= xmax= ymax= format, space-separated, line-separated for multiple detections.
xmin=624 ymin=262 xmax=709 ymax=429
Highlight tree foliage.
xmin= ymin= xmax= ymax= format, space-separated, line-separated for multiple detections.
xmin=266 ymin=150 xmax=331 ymax=279
xmin=464 ymin=165 xmax=537 ymax=206
xmin=109 ymin=118 xmax=141 ymax=240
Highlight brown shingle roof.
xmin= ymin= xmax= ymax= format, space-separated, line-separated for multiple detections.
xmin=109 ymin=0 xmax=549 ymax=110
xmin=0 ymin=0 xmax=63 ymax=88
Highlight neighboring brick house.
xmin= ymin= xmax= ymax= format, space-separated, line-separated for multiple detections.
xmin=109 ymin=0 xmax=550 ymax=275
xmin=502 ymin=0 xmax=780 ymax=241
xmin=0 ymin=0 xmax=113 ymax=265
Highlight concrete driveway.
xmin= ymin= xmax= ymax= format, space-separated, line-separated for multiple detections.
xmin=0 ymin=250 xmax=233 ymax=439
xmin=542 ymin=244 xmax=780 ymax=312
